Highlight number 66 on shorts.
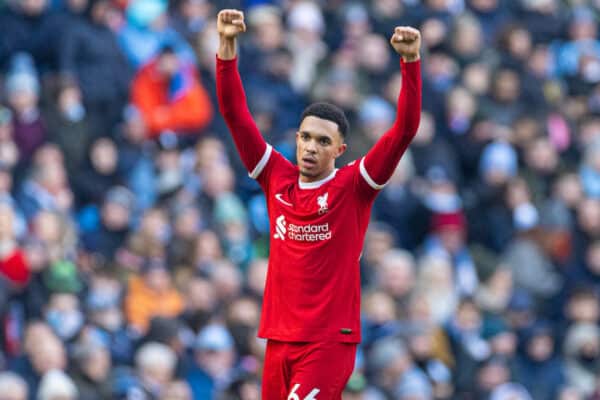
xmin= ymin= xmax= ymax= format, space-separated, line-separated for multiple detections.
xmin=288 ymin=383 xmax=320 ymax=400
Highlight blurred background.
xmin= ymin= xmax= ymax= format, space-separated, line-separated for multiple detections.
xmin=0 ymin=0 xmax=599 ymax=398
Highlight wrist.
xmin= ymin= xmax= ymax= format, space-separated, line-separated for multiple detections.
xmin=217 ymin=37 xmax=237 ymax=60
xmin=401 ymin=54 xmax=420 ymax=63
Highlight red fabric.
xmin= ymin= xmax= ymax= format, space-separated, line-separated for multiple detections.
xmin=216 ymin=57 xmax=268 ymax=173
xmin=254 ymin=154 xmax=376 ymax=343
xmin=216 ymin=55 xmax=421 ymax=344
xmin=131 ymin=59 xmax=213 ymax=138
xmin=431 ymin=211 xmax=467 ymax=232
xmin=0 ymin=249 xmax=30 ymax=286
xmin=362 ymin=59 xmax=422 ymax=185
xmin=262 ymin=340 xmax=356 ymax=400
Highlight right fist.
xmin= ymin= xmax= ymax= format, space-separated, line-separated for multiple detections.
xmin=217 ymin=9 xmax=246 ymax=39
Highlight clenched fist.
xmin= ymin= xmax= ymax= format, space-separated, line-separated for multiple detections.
xmin=390 ymin=26 xmax=421 ymax=62
xmin=217 ymin=9 xmax=246 ymax=39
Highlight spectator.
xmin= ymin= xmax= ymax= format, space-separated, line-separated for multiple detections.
xmin=10 ymin=321 xmax=67 ymax=397
xmin=514 ymin=322 xmax=565 ymax=399
xmin=114 ymin=105 xmax=157 ymax=213
xmin=0 ymin=203 xmax=30 ymax=287
xmin=0 ymin=0 xmax=62 ymax=71
xmin=0 ymin=107 xmax=21 ymax=172
xmin=124 ymin=257 xmax=184 ymax=334
xmin=5 ymin=54 xmax=46 ymax=165
xmin=37 ymin=370 xmax=77 ymax=400
xmin=118 ymin=0 xmax=196 ymax=68
xmin=160 ymin=380 xmax=193 ymax=400
xmin=45 ymin=81 xmax=96 ymax=177
xmin=69 ymin=331 xmax=112 ymax=400
xmin=131 ymin=45 xmax=213 ymax=138
xmin=59 ymin=0 xmax=131 ymax=131
xmin=0 ymin=371 xmax=28 ymax=400
xmin=73 ymin=137 xmax=123 ymax=207
xmin=187 ymin=323 xmax=236 ymax=400
xmin=43 ymin=292 xmax=84 ymax=341
xmin=368 ymin=337 xmax=432 ymax=399
xmin=375 ymin=249 xmax=416 ymax=313
xmin=564 ymin=323 xmax=600 ymax=397
xmin=423 ymin=210 xmax=479 ymax=297
xmin=81 ymin=186 xmax=134 ymax=261
xmin=16 ymin=146 xmax=73 ymax=220
xmin=129 ymin=342 xmax=177 ymax=398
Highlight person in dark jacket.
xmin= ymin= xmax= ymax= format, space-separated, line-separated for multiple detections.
xmin=72 ymin=137 xmax=123 ymax=208
xmin=70 ymin=332 xmax=113 ymax=400
xmin=46 ymin=81 xmax=97 ymax=178
xmin=513 ymin=322 xmax=565 ymax=400
xmin=0 ymin=0 xmax=63 ymax=72
xmin=5 ymin=55 xmax=47 ymax=165
xmin=59 ymin=0 xmax=132 ymax=132
xmin=81 ymin=186 xmax=134 ymax=261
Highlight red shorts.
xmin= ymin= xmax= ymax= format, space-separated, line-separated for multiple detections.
xmin=262 ymin=340 xmax=357 ymax=400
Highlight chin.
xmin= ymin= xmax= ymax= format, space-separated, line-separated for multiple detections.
xmin=299 ymin=168 xmax=319 ymax=178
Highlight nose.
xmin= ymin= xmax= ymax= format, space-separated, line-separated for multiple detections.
xmin=305 ymin=139 xmax=317 ymax=153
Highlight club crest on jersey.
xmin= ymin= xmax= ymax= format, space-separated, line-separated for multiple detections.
xmin=317 ymin=193 xmax=329 ymax=215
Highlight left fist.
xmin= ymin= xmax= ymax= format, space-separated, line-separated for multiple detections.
xmin=390 ymin=26 xmax=421 ymax=62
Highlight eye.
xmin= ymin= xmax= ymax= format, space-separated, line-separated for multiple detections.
xmin=301 ymin=132 xmax=310 ymax=140
xmin=319 ymin=137 xmax=331 ymax=145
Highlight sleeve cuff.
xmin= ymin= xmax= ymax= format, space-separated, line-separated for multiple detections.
xmin=216 ymin=55 xmax=238 ymax=68
xmin=400 ymin=58 xmax=421 ymax=72
xmin=359 ymin=157 xmax=387 ymax=190
xmin=249 ymin=144 xmax=273 ymax=179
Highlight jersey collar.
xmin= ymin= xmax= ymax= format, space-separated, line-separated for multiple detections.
xmin=298 ymin=169 xmax=338 ymax=190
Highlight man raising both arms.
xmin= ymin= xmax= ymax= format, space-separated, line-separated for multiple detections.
xmin=216 ymin=9 xmax=421 ymax=400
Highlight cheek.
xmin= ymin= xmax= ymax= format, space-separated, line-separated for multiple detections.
xmin=321 ymin=148 xmax=334 ymax=160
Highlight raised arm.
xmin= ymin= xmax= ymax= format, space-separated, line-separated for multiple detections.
xmin=361 ymin=27 xmax=422 ymax=189
xmin=216 ymin=9 xmax=270 ymax=177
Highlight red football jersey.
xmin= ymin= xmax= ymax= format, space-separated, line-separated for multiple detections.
xmin=254 ymin=149 xmax=378 ymax=343
xmin=216 ymin=55 xmax=421 ymax=344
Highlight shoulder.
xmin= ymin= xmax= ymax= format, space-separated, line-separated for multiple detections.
xmin=268 ymin=149 xmax=298 ymax=176
xmin=337 ymin=160 xmax=360 ymax=178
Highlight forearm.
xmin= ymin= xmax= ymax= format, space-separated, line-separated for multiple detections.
xmin=217 ymin=36 xmax=237 ymax=60
xmin=363 ymin=59 xmax=421 ymax=186
xmin=216 ymin=56 xmax=268 ymax=172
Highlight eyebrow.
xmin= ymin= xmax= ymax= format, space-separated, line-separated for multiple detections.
xmin=299 ymin=131 xmax=333 ymax=141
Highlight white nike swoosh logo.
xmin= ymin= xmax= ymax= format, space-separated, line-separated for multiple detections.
xmin=275 ymin=193 xmax=293 ymax=207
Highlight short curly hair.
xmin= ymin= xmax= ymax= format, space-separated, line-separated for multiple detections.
xmin=300 ymin=102 xmax=349 ymax=138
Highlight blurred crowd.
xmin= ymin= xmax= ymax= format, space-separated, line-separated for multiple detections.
xmin=0 ymin=0 xmax=600 ymax=398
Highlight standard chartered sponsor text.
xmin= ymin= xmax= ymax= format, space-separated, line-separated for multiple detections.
xmin=287 ymin=222 xmax=332 ymax=241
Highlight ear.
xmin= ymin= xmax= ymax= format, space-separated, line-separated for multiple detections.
xmin=335 ymin=143 xmax=347 ymax=159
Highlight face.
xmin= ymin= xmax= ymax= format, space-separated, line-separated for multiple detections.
xmin=145 ymin=267 xmax=171 ymax=292
xmin=102 ymin=202 xmax=130 ymax=230
xmin=82 ymin=347 xmax=111 ymax=381
xmin=161 ymin=381 xmax=192 ymax=400
xmin=296 ymin=116 xmax=346 ymax=182
xmin=0 ymin=204 xmax=15 ymax=240
xmin=379 ymin=258 xmax=415 ymax=298
xmin=91 ymin=138 xmax=118 ymax=174
xmin=0 ymin=384 xmax=27 ymax=400
xmin=158 ymin=53 xmax=179 ymax=77
xmin=567 ymin=296 xmax=600 ymax=323
xmin=528 ymin=334 xmax=554 ymax=361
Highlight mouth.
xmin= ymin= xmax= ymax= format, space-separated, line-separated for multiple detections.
xmin=301 ymin=157 xmax=317 ymax=168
